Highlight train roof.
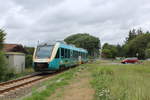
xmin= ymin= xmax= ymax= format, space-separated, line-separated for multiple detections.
xmin=38 ymin=41 xmax=87 ymax=53
xmin=59 ymin=43 xmax=87 ymax=53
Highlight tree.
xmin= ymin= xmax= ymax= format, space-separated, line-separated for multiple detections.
xmin=24 ymin=47 xmax=34 ymax=67
xmin=147 ymin=42 xmax=150 ymax=48
xmin=25 ymin=55 xmax=33 ymax=67
xmin=0 ymin=29 xmax=7 ymax=81
xmin=0 ymin=29 xmax=6 ymax=50
xmin=116 ymin=44 xmax=125 ymax=57
xmin=24 ymin=47 xmax=34 ymax=55
xmin=137 ymin=28 xmax=143 ymax=35
xmin=146 ymin=31 xmax=150 ymax=34
xmin=123 ymin=28 xmax=150 ymax=58
xmin=145 ymin=49 xmax=150 ymax=58
xmin=125 ymin=29 xmax=137 ymax=43
xmin=64 ymin=33 xmax=101 ymax=57
xmin=101 ymin=49 xmax=112 ymax=58
xmin=101 ymin=43 xmax=117 ymax=58
xmin=126 ymin=33 xmax=150 ymax=59
xmin=145 ymin=42 xmax=150 ymax=58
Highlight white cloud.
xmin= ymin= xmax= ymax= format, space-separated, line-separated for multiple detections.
xmin=0 ymin=0 xmax=150 ymax=46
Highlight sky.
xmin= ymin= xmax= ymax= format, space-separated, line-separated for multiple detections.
xmin=0 ymin=0 xmax=150 ymax=46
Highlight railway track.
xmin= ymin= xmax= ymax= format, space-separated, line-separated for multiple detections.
xmin=0 ymin=68 xmax=69 ymax=100
xmin=0 ymin=76 xmax=43 ymax=94
xmin=0 ymin=74 xmax=46 ymax=95
xmin=0 ymin=73 xmax=54 ymax=99
xmin=0 ymin=67 xmax=76 ymax=100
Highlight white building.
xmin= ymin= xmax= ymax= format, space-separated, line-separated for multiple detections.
xmin=5 ymin=52 xmax=25 ymax=73
xmin=3 ymin=44 xmax=26 ymax=73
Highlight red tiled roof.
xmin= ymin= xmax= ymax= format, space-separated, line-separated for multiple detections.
xmin=3 ymin=44 xmax=18 ymax=52
xmin=3 ymin=44 xmax=26 ymax=53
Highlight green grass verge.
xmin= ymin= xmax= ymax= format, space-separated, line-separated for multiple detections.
xmin=90 ymin=61 xmax=150 ymax=100
xmin=23 ymin=65 xmax=87 ymax=100
xmin=1 ymin=68 xmax=34 ymax=82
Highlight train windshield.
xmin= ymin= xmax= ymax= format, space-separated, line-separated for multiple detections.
xmin=36 ymin=45 xmax=53 ymax=58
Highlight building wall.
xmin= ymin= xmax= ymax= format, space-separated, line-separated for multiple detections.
xmin=6 ymin=54 xmax=25 ymax=73
xmin=14 ymin=55 xmax=25 ymax=73
xmin=7 ymin=55 xmax=14 ymax=69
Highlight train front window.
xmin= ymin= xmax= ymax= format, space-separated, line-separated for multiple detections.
xmin=36 ymin=45 xmax=53 ymax=58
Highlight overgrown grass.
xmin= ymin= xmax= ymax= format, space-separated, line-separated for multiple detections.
xmin=1 ymin=68 xmax=34 ymax=82
xmin=23 ymin=65 xmax=87 ymax=100
xmin=90 ymin=61 xmax=150 ymax=100
xmin=13 ymin=68 xmax=34 ymax=78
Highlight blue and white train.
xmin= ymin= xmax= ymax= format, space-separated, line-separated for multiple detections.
xmin=33 ymin=41 xmax=88 ymax=71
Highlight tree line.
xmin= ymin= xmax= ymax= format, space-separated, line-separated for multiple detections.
xmin=102 ymin=28 xmax=150 ymax=59
xmin=64 ymin=33 xmax=101 ymax=58
xmin=0 ymin=29 xmax=11 ymax=81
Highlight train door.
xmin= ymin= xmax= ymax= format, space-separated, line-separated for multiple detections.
xmin=49 ymin=48 xmax=60 ymax=70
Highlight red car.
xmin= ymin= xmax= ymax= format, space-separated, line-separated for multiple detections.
xmin=121 ymin=58 xmax=138 ymax=64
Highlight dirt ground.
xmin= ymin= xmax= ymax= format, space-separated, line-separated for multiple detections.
xmin=47 ymin=68 xmax=94 ymax=100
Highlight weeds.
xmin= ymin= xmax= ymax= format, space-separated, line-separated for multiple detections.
xmin=90 ymin=61 xmax=150 ymax=100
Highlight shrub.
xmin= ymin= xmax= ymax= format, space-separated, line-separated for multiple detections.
xmin=0 ymin=52 xmax=8 ymax=81
xmin=25 ymin=54 xmax=33 ymax=68
xmin=145 ymin=49 xmax=150 ymax=58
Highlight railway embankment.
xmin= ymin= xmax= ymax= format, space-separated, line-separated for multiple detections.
xmin=23 ymin=60 xmax=150 ymax=100
xmin=1 ymin=60 xmax=150 ymax=100
xmin=22 ymin=65 xmax=90 ymax=100
xmin=90 ymin=60 xmax=150 ymax=100
xmin=0 ymin=67 xmax=78 ymax=100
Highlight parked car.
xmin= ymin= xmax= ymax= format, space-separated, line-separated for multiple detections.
xmin=121 ymin=58 xmax=138 ymax=64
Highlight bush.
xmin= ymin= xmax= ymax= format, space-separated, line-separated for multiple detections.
xmin=145 ymin=49 xmax=150 ymax=58
xmin=0 ymin=52 xmax=8 ymax=81
xmin=0 ymin=52 xmax=16 ymax=82
xmin=25 ymin=54 xmax=33 ymax=68
xmin=0 ymin=29 xmax=16 ymax=82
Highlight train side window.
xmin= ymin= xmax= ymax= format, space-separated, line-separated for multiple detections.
xmin=72 ymin=51 xmax=74 ymax=58
xmin=64 ymin=49 xmax=67 ymax=58
xmin=75 ymin=51 xmax=77 ymax=58
xmin=74 ymin=51 xmax=76 ymax=58
xmin=81 ymin=52 xmax=82 ymax=57
xmin=61 ymin=48 xmax=65 ymax=58
xmin=73 ymin=51 xmax=75 ymax=58
xmin=83 ymin=53 xmax=85 ymax=58
xmin=76 ymin=51 xmax=78 ymax=58
xmin=68 ymin=49 xmax=70 ymax=58
xmin=70 ymin=50 xmax=73 ymax=58
xmin=55 ymin=48 xmax=60 ymax=58
xmin=83 ymin=53 xmax=84 ymax=58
